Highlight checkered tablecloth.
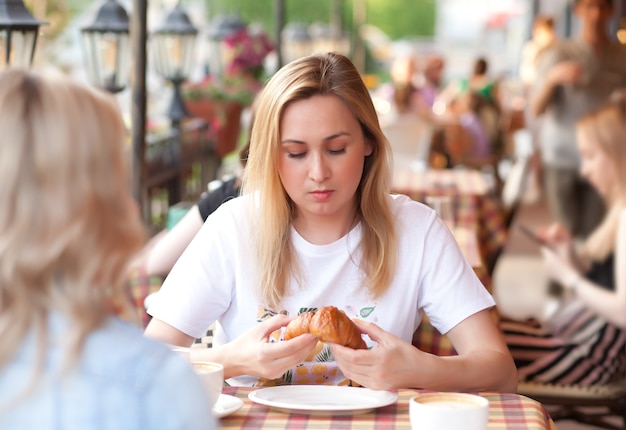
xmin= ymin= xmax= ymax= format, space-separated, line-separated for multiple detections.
xmin=219 ymin=387 xmax=556 ymax=429
xmin=393 ymin=168 xmax=507 ymax=265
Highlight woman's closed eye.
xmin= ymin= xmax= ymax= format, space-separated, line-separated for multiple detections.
xmin=328 ymin=148 xmax=346 ymax=155
xmin=287 ymin=152 xmax=306 ymax=159
xmin=286 ymin=147 xmax=347 ymax=159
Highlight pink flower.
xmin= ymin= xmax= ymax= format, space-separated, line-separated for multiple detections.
xmin=223 ymin=28 xmax=274 ymax=78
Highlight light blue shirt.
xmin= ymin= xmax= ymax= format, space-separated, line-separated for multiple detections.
xmin=0 ymin=315 xmax=216 ymax=430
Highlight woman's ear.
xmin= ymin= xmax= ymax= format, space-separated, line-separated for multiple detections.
xmin=365 ymin=140 xmax=374 ymax=157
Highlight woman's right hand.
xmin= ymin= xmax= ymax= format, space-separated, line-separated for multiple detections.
xmin=538 ymin=223 xmax=572 ymax=256
xmin=223 ymin=314 xmax=318 ymax=380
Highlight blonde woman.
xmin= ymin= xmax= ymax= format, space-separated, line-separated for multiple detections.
xmin=146 ymin=53 xmax=517 ymax=392
xmin=503 ymin=101 xmax=626 ymax=386
xmin=0 ymin=69 xmax=215 ymax=429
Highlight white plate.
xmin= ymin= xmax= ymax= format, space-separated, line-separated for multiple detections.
xmin=212 ymin=394 xmax=243 ymax=418
xmin=248 ymin=385 xmax=398 ymax=415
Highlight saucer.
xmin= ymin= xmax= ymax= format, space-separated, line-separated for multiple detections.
xmin=213 ymin=394 xmax=244 ymax=418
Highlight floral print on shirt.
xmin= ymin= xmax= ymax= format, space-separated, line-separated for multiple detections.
xmin=254 ymin=305 xmax=376 ymax=387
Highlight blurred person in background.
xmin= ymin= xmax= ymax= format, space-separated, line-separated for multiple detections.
xmin=519 ymin=15 xmax=557 ymax=89
xmin=146 ymin=143 xmax=249 ymax=277
xmin=0 ymin=69 xmax=215 ymax=430
xmin=375 ymin=55 xmax=434 ymax=172
xmin=519 ymin=15 xmax=558 ymax=197
xmin=465 ymin=57 xmax=499 ymax=107
xmin=531 ymin=0 xmax=626 ymax=239
xmin=415 ymin=54 xmax=446 ymax=115
xmin=502 ymin=101 xmax=626 ymax=387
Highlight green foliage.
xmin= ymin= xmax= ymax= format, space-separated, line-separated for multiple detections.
xmin=205 ymin=0 xmax=435 ymax=40
xmin=25 ymin=0 xmax=72 ymax=39
xmin=366 ymin=0 xmax=435 ymax=38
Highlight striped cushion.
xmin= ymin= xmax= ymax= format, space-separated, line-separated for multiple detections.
xmin=518 ymin=380 xmax=626 ymax=400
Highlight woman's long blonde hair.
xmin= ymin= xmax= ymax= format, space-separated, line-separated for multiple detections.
xmin=577 ymin=101 xmax=626 ymax=261
xmin=242 ymin=52 xmax=397 ymax=309
xmin=0 ymin=70 xmax=144 ymax=377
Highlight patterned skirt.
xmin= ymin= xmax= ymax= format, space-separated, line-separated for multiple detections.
xmin=502 ymin=307 xmax=626 ymax=386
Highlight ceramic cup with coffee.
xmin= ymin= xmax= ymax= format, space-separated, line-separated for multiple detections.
xmin=409 ymin=392 xmax=489 ymax=430
xmin=191 ymin=361 xmax=224 ymax=409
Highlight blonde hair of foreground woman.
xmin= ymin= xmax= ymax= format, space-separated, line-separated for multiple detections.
xmin=242 ymin=52 xmax=397 ymax=308
xmin=0 ymin=69 xmax=144 ymax=385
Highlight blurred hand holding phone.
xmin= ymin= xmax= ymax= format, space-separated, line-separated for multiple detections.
xmin=518 ymin=224 xmax=554 ymax=250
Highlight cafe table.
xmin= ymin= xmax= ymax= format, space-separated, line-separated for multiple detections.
xmin=392 ymin=168 xmax=507 ymax=267
xmin=218 ymin=386 xmax=557 ymax=429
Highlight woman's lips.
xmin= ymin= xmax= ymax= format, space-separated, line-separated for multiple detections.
xmin=310 ymin=190 xmax=333 ymax=201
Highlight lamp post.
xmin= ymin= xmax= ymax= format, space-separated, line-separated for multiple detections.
xmin=81 ymin=0 xmax=130 ymax=94
xmin=310 ymin=22 xmax=350 ymax=56
xmin=0 ymin=0 xmax=44 ymax=71
xmin=206 ymin=14 xmax=245 ymax=78
xmin=281 ymin=22 xmax=312 ymax=64
xmin=152 ymin=3 xmax=198 ymax=127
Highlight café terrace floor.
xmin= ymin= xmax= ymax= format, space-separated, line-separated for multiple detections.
xmin=497 ymin=193 xmax=622 ymax=430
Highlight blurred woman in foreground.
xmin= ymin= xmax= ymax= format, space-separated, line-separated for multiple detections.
xmin=0 ymin=69 xmax=215 ymax=429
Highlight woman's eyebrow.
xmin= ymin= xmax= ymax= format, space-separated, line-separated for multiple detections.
xmin=281 ymin=131 xmax=350 ymax=145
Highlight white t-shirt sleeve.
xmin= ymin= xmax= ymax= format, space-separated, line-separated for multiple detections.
xmin=415 ymin=206 xmax=495 ymax=334
xmin=147 ymin=198 xmax=243 ymax=339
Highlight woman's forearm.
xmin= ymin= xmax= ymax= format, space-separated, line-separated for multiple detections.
xmin=410 ymin=350 xmax=518 ymax=393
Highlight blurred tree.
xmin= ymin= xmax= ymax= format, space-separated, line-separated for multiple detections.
xmin=366 ymin=0 xmax=434 ymax=39
xmin=24 ymin=0 xmax=72 ymax=39
xmin=205 ymin=0 xmax=435 ymax=40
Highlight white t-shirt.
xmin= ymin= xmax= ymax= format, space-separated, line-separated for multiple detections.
xmin=148 ymin=193 xmax=494 ymax=386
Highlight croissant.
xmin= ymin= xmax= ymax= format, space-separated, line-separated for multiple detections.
xmin=284 ymin=306 xmax=367 ymax=350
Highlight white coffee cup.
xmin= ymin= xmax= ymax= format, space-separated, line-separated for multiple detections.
xmin=409 ymin=392 xmax=489 ymax=430
xmin=191 ymin=361 xmax=224 ymax=409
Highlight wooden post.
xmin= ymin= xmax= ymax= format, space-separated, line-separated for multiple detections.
xmin=352 ymin=0 xmax=366 ymax=72
xmin=131 ymin=0 xmax=148 ymax=220
xmin=274 ymin=0 xmax=285 ymax=69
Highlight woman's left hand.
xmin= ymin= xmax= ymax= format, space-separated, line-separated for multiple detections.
xmin=330 ymin=320 xmax=423 ymax=390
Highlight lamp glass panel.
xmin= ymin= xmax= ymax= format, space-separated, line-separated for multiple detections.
xmin=0 ymin=30 xmax=36 ymax=70
xmin=9 ymin=30 xmax=36 ymax=68
xmin=0 ymin=30 xmax=8 ymax=71
xmin=116 ymin=34 xmax=130 ymax=90
xmin=282 ymin=40 xmax=313 ymax=64
xmin=153 ymin=33 xmax=196 ymax=81
xmin=81 ymin=31 xmax=98 ymax=86
xmin=206 ymin=38 xmax=223 ymax=77
xmin=82 ymin=31 xmax=130 ymax=92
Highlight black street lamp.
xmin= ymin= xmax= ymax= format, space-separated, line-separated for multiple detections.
xmin=0 ymin=0 xmax=44 ymax=71
xmin=152 ymin=4 xmax=198 ymax=126
xmin=81 ymin=0 xmax=130 ymax=94
xmin=281 ymin=22 xmax=313 ymax=64
xmin=206 ymin=14 xmax=245 ymax=78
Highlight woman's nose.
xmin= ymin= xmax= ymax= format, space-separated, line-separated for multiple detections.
xmin=309 ymin=152 xmax=330 ymax=182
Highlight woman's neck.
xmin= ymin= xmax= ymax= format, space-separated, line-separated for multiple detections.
xmin=292 ymin=208 xmax=359 ymax=245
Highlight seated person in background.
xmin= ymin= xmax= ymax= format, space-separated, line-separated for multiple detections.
xmin=146 ymin=143 xmax=249 ymax=277
xmin=466 ymin=57 xmax=498 ymax=106
xmin=377 ymin=55 xmax=433 ymax=172
xmin=145 ymin=52 xmax=518 ymax=392
xmin=415 ymin=54 xmax=446 ymax=114
xmin=502 ymin=101 xmax=626 ymax=387
xmin=0 ymin=68 xmax=215 ymax=429
xmin=375 ymin=54 xmax=421 ymax=125
xmin=444 ymin=91 xmax=491 ymax=166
